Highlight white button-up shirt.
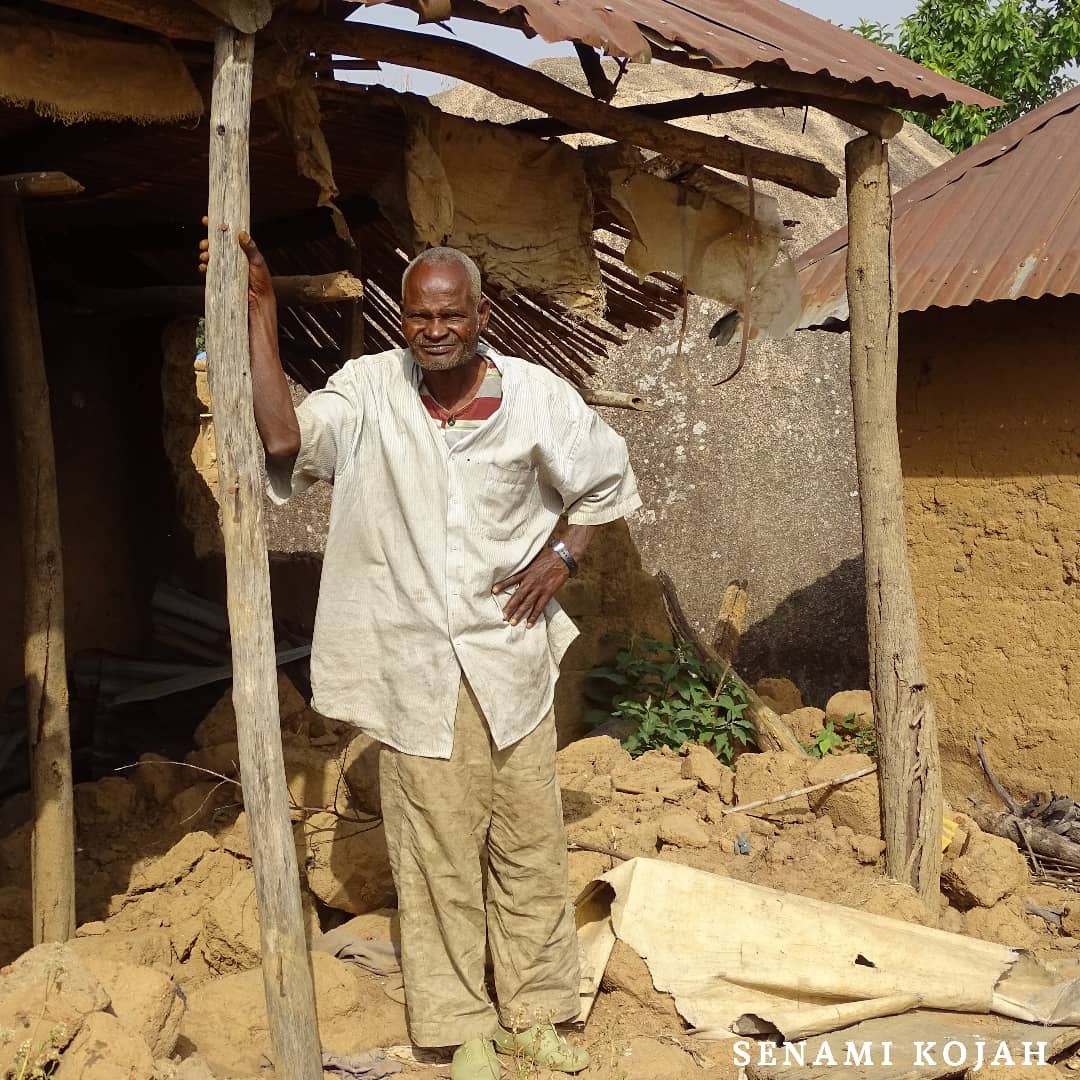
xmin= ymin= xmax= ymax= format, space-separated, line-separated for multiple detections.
xmin=268 ymin=345 xmax=641 ymax=758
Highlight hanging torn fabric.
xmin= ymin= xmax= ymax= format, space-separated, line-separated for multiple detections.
xmin=400 ymin=104 xmax=604 ymax=315
xmin=269 ymin=76 xmax=352 ymax=245
xmin=601 ymin=168 xmax=801 ymax=338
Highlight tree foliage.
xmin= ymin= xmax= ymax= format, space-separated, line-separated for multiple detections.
xmin=852 ymin=0 xmax=1080 ymax=152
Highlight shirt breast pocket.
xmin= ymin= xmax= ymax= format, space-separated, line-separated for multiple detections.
xmin=475 ymin=460 xmax=539 ymax=542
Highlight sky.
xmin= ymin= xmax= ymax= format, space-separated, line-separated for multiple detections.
xmin=341 ymin=0 xmax=920 ymax=97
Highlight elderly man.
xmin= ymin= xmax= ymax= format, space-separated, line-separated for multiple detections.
xmin=207 ymin=233 xmax=640 ymax=1080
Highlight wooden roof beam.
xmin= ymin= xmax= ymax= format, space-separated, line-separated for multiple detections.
xmin=192 ymin=0 xmax=274 ymax=33
xmin=513 ymin=86 xmax=904 ymax=141
xmin=38 ymin=0 xmax=218 ymax=37
xmin=283 ymin=16 xmax=840 ymax=198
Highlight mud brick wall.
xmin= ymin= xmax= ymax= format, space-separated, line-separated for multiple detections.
xmin=898 ymin=296 xmax=1080 ymax=802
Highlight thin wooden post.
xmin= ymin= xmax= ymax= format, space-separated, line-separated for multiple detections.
xmin=0 ymin=196 xmax=75 ymax=945
xmin=204 ymin=29 xmax=322 ymax=1080
xmin=845 ymin=133 xmax=942 ymax=901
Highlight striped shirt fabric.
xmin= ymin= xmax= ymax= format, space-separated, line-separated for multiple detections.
xmin=420 ymin=359 xmax=503 ymax=447
xmin=267 ymin=344 xmax=641 ymax=759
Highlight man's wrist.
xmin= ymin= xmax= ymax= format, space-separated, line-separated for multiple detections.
xmin=549 ymin=540 xmax=578 ymax=577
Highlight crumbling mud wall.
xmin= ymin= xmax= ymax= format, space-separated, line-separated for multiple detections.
xmin=898 ymin=296 xmax=1080 ymax=801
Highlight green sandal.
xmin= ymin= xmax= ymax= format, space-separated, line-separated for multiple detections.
xmin=451 ymin=1038 xmax=501 ymax=1080
xmin=493 ymin=1024 xmax=590 ymax=1074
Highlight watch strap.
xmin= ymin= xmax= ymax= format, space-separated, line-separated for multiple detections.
xmin=550 ymin=540 xmax=579 ymax=577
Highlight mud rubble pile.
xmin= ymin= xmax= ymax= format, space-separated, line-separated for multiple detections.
xmin=1 ymin=673 xmax=1078 ymax=1080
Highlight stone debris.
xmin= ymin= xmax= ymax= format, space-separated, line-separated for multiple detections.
xmin=942 ymin=818 xmax=1030 ymax=909
xmin=753 ymin=676 xmax=804 ymax=715
xmin=680 ymin=744 xmax=734 ymax=801
xmin=0 ymin=673 xmax=1073 ymax=1079
xmin=825 ymin=688 xmax=874 ymax=726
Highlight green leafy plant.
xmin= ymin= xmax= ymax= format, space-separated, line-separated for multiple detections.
xmin=586 ymin=634 xmax=755 ymax=764
xmin=850 ymin=0 xmax=1080 ymax=152
xmin=806 ymin=721 xmax=845 ymax=759
xmin=805 ymin=712 xmax=878 ymax=759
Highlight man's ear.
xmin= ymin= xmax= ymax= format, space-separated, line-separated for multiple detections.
xmin=477 ymin=296 xmax=492 ymax=333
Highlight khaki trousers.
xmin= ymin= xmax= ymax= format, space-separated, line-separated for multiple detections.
xmin=379 ymin=677 xmax=580 ymax=1047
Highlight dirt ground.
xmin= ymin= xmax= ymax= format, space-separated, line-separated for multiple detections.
xmin=1 ymin=675 xmax=1078 ymax=1079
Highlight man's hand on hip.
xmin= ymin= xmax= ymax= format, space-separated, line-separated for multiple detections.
xmin=492 ymin=548 xmax=569 ymax=629
xmin=492 ymin=524 xmax=596 ymax=630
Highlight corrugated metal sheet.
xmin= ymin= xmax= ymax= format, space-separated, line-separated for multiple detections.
xmin=357 ymin=0 xmax=997 ymax=110
xmin=798 ymin=86 xmax=1080 ymax=328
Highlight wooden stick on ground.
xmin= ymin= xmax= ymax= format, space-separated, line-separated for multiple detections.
xmin=723 ymin=764 xmax=877 ymax=816
xmin=845 ymin=133 xmax=942 ymax=902
xmin=656 ymin=571 xmax=807 ymax=756
xmin=204 ymin=28 xmax=322 ymax=1080
xmin=0 ymin=194 xmax=75 ymax=945
xmin=974 ymin=733 xmax=1022 ymax=816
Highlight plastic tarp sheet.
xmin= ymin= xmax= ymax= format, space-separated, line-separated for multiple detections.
xmin=576 ymin=859 xmax=1080 ymax=1042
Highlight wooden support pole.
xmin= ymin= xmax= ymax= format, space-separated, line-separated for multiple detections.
xmin=0 ymin=196 xmax=75 ymax=945
xmin=204 ymin=29 xmax=322 ymax=1080
xmin=285 ymin=17 xmax=840 ymax=198
xmin=845 ymin=133 xmax=942 ymax=902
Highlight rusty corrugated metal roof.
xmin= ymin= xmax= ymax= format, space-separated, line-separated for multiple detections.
xmin=797 ymin=85 xmax=1080 ymax=328
xmin=356 ymin=0 xmax=997 ymax=111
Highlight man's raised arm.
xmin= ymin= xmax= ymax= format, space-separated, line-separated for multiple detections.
xmin=199 ymin=220 xmax=300 ymax=470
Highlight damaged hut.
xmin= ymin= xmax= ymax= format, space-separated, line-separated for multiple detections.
xmin=799 ymin=85 xmax=1080 ymax=804
xmin=0 ymin=0 xmax=1003 ymax=1073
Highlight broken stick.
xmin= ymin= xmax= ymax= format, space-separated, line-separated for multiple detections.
xmin=723 ymin=763 xmax=877 ymax=816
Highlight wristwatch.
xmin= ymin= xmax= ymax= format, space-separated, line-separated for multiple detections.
xmin=550 ymin=540 xmax=579 ymax=577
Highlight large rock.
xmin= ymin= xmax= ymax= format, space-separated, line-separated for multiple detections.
xmin=129 ymin=831 xmax=219 ymax=892
xmin=808 ymin=753 xmax=881 ymax=837
xmin=783 ymin=707 xmax=826 ymax=747
xmin=75 ymin=957 xmax=184 ymax=1057
xmin=0 ymin=943 xmax=109 ymax=1075
xmin=202 ymin=871 xmax=320 ymax=974
xmin=68 ymin=929 xmax=174 ymax=972
xmin=754 ymin=677 xmax=803 ymax=715
xmin=733 ymin=751 xmax=813 ymax=817
xmin=657 ymin=810 xmax=710 ymax=849
xmin=54 ymin=1009 xmax=155 ymax=1080
xmin=303 ymin=812 xmax=395 ymax=915
xmin=825 ymin=690 xmax=873 ymax=726
xmin=963 ymin=896 xmax=1041 ymax=950
xmin=942 ymin=824 xmax=1030 ymax=909
xmin=131 ymin=752 xmax=187 ymax=806
xmin=196 ymin=673 xmax=307 ymax=748
xmin=180 ymin=952 xmax=407 ymax=1076
xmin=74 ymin=777 xmax=137 ymax=830
xmin=680 ymin=744 xmax=734 ymax=802
xmin=341 ymin=732 xmax=383 ymax=816
xmin=612 ymin=749 xmax=683 ymax=795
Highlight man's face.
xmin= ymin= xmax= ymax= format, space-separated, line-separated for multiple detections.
xmin=401 ymin=260 xmax=491 ymax=372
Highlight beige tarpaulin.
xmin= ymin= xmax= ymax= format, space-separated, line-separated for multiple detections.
xmin=0 ymin=15 xmax=202 ymax=123
xmin=576 ymin=859 xmax=1080 ymax=1041
xmin=402 ymin=106 xmax=603 ymax=314
xmin=603 ymin=168 xmax=801 ymax=338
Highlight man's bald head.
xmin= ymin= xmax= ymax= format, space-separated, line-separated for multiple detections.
xmin=402 ymin=247 xmax=482 ymax=305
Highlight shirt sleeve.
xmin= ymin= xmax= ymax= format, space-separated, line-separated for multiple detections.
xmin=266 ymin=366 xmax=362 ymax=506
xmin=558 ymin=402 xmax=643 ymax=526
